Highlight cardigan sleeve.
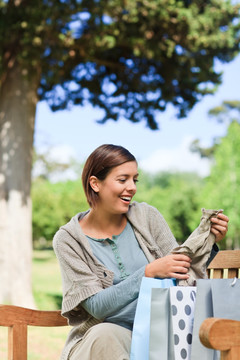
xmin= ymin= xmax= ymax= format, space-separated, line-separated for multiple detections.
xmin=53 ymin=228 xmax=110 ymax=319
xmin=81 ymin=266 xmax=145 ymax=320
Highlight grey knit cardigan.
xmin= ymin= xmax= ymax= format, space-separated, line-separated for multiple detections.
xmin=53 ymin=201 xmax=178 ymax=359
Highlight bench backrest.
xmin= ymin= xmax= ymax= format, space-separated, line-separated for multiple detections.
xmin=0 ymin=306 xmax=68 ymax=360
xmin=207 ymin=249 xmax=240 ymax=279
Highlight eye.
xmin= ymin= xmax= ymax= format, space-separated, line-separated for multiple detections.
xmin=118 ymin=179 xmax=126 ymax=183
xmin=134 ymin=179 xmax=139 ymax=183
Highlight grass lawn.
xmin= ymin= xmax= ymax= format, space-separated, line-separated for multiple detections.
xmin=0 ymin=250 xmax=71 ymax=359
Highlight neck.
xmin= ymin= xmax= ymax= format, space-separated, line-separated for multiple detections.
xmin=80 ymin=209 xmax=127 ymax=239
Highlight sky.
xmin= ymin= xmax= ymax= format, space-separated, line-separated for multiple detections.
xmin=34 ymin=54 xmax=240 ymax=180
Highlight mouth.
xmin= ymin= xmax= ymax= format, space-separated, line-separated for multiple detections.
xmin=120 ymin=196 xmax=132 ymax=203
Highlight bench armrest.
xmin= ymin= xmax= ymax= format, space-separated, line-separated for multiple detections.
xmin=199 ymin=317 xmax=240 ymax=359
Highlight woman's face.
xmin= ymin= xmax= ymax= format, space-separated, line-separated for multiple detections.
xmin=92 ymin=161 xmax=138 ymax=214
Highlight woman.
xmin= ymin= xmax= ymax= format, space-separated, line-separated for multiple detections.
xmin=53 ymin=144 xmax=229 ymax=360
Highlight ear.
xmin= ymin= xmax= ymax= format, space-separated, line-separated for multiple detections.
xmin=89 ymin=176 xmax=100 ymax=193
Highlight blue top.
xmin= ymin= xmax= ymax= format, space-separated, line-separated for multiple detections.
xmin=81 ymin=221 xmax=148 ymax=330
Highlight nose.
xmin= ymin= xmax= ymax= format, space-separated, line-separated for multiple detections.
xmin=126 ymin=179 xmax=137 ymax=193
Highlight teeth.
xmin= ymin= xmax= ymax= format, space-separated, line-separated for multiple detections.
xmin=121 ymin=197 xmax=131 ymax=201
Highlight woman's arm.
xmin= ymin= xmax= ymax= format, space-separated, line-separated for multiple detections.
xmin=81 ymin=266 xmax=145 ymax=319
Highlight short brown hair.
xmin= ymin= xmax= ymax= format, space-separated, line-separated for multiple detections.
xmin=82 ymin=144 xmax=136 ymax=207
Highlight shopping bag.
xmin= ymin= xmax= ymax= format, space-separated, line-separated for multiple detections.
xmin=191 ymin=278 xmax=240 ymax=360
xmin=170 ymin=287 xmax=196 ymax=360
xmin=130 ymin=277 xmax=176 ymax=360
xmin=149 ymin=287 xmax=174 ymax=360
xmin=191 ymin=279 xmax=215 ymax=360
xmin=211 ymin=278 xmax=240 ymax=320
xmin=149 ymin=286 xmax=196 ymax=360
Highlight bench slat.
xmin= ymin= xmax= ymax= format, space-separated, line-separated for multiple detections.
xmin=0 ymin=305 xmax=68 ymax=327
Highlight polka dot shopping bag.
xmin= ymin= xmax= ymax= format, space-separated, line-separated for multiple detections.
xmin=149 ymin=286 xmax=196 ymax=360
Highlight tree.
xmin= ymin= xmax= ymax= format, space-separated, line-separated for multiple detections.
xmin=190 ymin=100 xmax=240 ymax=158
xmin=201 ymin=120 xmax=240 ymax=249
xmin=0 ymin=0 xmax=240 ymax=306
xmin=197 ymin=101 xmax=240 ymax=249
xmin=32 ymin=145 xmax=82 ymax=182
xmin=190 ymin=100 xmax=240 ymax=248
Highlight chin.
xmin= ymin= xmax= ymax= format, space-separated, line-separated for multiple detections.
xmin=120 ymin=205 xmax=130 ymax=213
xmin=114 ymin=205 xmax=129 ymax=214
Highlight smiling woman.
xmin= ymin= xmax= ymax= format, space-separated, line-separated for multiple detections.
xmin=81 ymin=144 xmax=137 ymax=209
xmin=52 ymin=144 xmax=229 ymax=360
xmin=87 ymin=161 xmax=138 ymax=223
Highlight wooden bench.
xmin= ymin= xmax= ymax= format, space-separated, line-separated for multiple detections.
xmin=0 ymin=250 xmax=240 ymax=359
xmin=200 ymin=249 xmax=240 ymax=360
xmin=207 ymin=249 xmax=240 ymax=279
xmin=0 ymin=306 xmax=68 ymax=359
xmin=199 ymin=317 xmax=240 ymax=360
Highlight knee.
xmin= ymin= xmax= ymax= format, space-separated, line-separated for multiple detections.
xmin=90 ymin=323 xmax=123 ymax=342
xmin=90 ymin=323 xmax=131 ymax=353
xmin=69 ymin=323 xmax=131 ymax=360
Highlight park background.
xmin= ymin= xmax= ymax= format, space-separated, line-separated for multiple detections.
xmin=1 ymin=1 xmax=240 ymax=359
xmin=33 ymin=53 xmax=240 ymax=252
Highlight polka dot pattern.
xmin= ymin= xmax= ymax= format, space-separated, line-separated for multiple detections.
xmin=170 ymin=287 xmax=196 ymax=360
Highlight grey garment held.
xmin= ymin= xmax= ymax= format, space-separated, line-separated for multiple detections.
xmin=172 ymin=208 xmax=222 ymax=286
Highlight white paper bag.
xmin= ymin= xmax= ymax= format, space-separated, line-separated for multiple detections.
xmin=170 ymin=287 xmax=196 ymax=360
xmin=149 ymin=286 xmax=196 ymax=360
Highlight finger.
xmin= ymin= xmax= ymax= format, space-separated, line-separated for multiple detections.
xmin=211 ymin=228 xmax=226 ymax=239
xmin=211 ymin=223 xmax=228 ymax=234
xmin=174 ymin=260 xmax=191 ymax=269
xmin=211 ymin=221 xmax=228 ymax=235
xmin=172 ymin=272 xmax=189 ymax=280
xmin=214 ymin=233 xmax=223 ymax=243
xmin=216 ymin=213 xmax=229 ymax=222
xmin=211 ymin=217 xmax=229 ymax=226
xmin=211 ymin=227 xmax=227 ymax=243
xmin=174 ymin=266 xmax=189 ymax=274
xmin=172 ymin=254 xmax=192 ymax=262
xmin=210 ymin=227 xmax=219 ymax=236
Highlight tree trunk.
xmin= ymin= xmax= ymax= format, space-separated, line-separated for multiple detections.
xmin=0 ymin=62 xmax=39 ymax=307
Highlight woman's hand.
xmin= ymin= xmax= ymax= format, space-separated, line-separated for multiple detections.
xmin=145 ymin=254 xmax=191 ymax=280
xmin=210 ymin=212 xmax=229 ymax=243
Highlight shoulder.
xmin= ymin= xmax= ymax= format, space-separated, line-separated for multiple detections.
xmin=53 ymin=211 xmax=87 ymax=252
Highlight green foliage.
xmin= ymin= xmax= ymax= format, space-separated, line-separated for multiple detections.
xmin=32 ymin=148 xmax=72 ymax=181
xmin=200 ymin=121 xmax=240 ymax=249
xmin=208 ymin=100 xmax=240 ymax=123
xmin=32 ymin=146 xmax=83 ymax=182
xmin=188 ymin=100 xmax=240 ymax=249
xmin=31 ymin=178 xmax=88 ymax=246
xmin=190 ymin=100 xmax=240 ymax=159
xmin=135 ymin=171 xmax=203 ymax=242
xmin=190 ymin=138 xmax=218 ymax=159
xmin=1 ymin=0 xmax=240 ymax=128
